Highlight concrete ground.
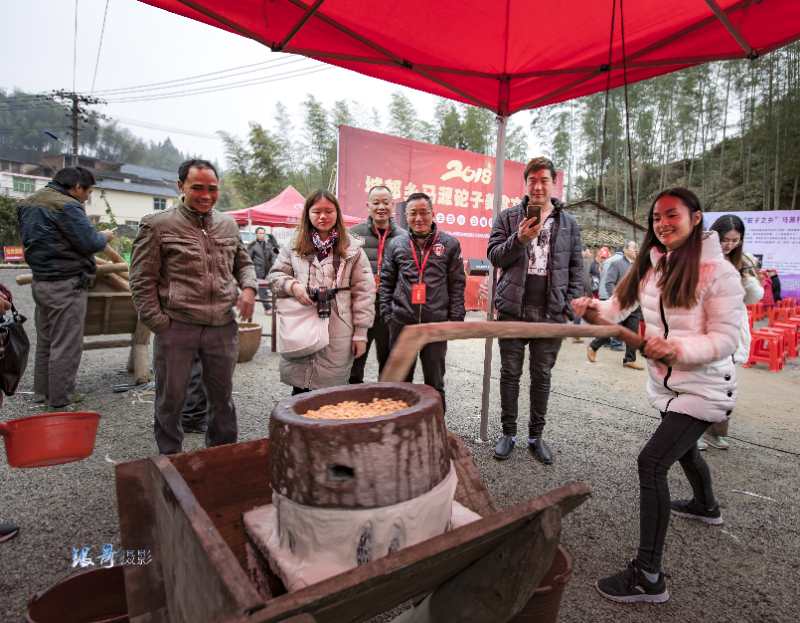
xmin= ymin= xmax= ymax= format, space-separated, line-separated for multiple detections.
xmin=1 ymin=267 xmax=798 ymax=622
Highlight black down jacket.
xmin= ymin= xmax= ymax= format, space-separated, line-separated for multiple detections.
xmin=487 ymin=199 xmax=583 ymax=322
xmin=379 ymin=223 xmax=466 ymax=325
xmin=349 ymin=217 xmax=403 ymax=275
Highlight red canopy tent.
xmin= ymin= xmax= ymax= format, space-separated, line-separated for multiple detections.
xmin=139 ymin=0 xmax=800 ymax=439
xmin=138 ymin=0 xmax=798 ymax=115
xmin=228 ymin=185 xmax=359 ymax=227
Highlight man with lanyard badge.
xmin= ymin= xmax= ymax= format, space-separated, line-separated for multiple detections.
xmin=380 ymin=192 xmax=466 ymax=412
xmin=349 ymin=185 xmax=402 ymax=383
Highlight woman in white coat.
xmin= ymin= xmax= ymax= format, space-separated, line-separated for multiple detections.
xmin=700 ymin=214 xmax=763 ymax=450
xmin=572 ymin=188 xmax=744 ymax=605
xmin=268 ymin=190 xmax=375 ymax=393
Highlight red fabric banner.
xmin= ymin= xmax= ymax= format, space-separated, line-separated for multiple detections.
xmin=338 ymin=126 xmax=562 ymax=260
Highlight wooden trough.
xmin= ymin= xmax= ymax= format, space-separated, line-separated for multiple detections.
xmin=115 ymin=435 xmax=590 ymax=623
xmin=16 ymin=245 xmax=151 ymax=384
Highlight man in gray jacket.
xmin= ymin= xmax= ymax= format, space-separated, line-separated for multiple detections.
xmin=130 ymin=159 xmax=257 ymax=454
xmin=587 ymin=240 xmax=643 ymax=369
xmin=488 ymin=157 xmax=583 ymax=464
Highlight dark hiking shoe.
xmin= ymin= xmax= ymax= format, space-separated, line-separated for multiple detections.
xmin=0 ymin=521 xmax=19 ymax=544
xmin=529 ymin=438 xmax=553 ymax=465
xmin=595 ymin=560 xmax=669 ymax=604
xmin=493 ymin=435 xmax=516 ymax=460
xmin=671 ymin=499 xmax=724 ymax=525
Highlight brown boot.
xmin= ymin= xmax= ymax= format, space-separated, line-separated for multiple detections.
xmin=587 ymin=346 xmax=597 ymax=363
xmin=623 ymin=361 xmax=644 ymax=370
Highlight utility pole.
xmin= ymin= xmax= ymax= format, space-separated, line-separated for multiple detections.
xmin=50 ymin=90 xmax=106 ymax=166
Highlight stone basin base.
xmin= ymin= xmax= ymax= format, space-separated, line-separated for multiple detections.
xmin=244 ymin=463 xmax=481 ymax=592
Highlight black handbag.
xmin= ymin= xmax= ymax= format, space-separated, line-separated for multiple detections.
xmin=0 ymin=304 xmax=30 ymax=396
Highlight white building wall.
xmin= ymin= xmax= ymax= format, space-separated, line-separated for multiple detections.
xmin=85 ymin=189 xmax=176 ymax=225
xmin=0 ymin=172 xmax=50 ymax=199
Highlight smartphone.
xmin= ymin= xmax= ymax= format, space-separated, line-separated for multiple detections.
xmin=527 ymin=204 xmax=541 ymax=224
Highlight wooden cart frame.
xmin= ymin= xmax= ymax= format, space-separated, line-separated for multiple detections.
xmin=116 ymin=435 xmax=590 ymax=623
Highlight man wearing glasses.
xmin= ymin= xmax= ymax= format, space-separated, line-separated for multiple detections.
xmin=379 ymin=192 xmax=466 ymax=413
xmin=130 ymin=159 xmax=257 ymax=454
xmin=488 ymin=157 xmax=584 ymax=465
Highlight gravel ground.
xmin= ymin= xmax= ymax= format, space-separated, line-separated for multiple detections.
xmin=1 ymin=267 xmax=798 ymax=622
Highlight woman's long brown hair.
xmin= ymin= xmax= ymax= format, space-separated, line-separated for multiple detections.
xmin=709 ymin=214 xmax=746 ymax=270
xmin=293 ymin=189 xmax=350 ymax=257
xmin=615 ymin=187 xmax=704 ymax=310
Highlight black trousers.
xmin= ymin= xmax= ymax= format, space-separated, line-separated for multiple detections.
xmin=590 ymin=308 xmax=642 ymax=363
xmin=388 ymin=321 xmax=447 ymax=413
xmin=349 ymin=310 xmax=391 ymax=383
xmin=498 ymin=309 xmax=563 ymax=438
xmin=637 ymin=411 xmax=715 ymax=573
xmin=180 ymin=355 xmax=208 ymax=427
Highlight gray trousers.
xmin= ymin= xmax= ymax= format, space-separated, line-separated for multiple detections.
xmin=153 ymin=320 xmax=238 ymax=454
xmin=498 ymin=308 xmax=563 ymax=438
xmin=32 ymin=277 xmax=88 ymax=407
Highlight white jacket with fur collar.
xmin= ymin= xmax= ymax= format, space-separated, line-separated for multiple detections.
xmin=597 ymin=233 xmax=745 ymax=423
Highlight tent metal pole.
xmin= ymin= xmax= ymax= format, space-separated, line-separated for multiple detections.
xmin=704 ymin=0 xmax=755 ymax=57
xmin=479 ymin=114 xmax=507 ymax=442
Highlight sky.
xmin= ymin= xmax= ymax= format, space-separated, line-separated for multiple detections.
xmin=2 ymin=0 xmax=480 ymax=167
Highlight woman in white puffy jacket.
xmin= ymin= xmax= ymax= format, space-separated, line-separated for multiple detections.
xmin=700 ymin=214 xmax=763 ymax=450
xmin=572 ymin=188 xmax=745 ymax=605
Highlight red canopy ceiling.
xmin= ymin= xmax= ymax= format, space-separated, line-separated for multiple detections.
xmin=139 ymin=0 xmax=800 ymax=115
xmin=228 ymin=185 xmax=359 ymax=227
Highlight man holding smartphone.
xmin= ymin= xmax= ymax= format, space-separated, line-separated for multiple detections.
xmin=487 ymin=157 xmax=584 ymax=464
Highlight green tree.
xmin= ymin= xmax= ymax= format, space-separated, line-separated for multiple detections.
xmin=388 ymin=92 xmax=419 ymax=140
xmin=437 ymin=104 xmax=462 ymax=148
xmin=460 ymin=105 xmax=493 ymax=154
xmin=0 ymin=196 xmax=21 ymax=246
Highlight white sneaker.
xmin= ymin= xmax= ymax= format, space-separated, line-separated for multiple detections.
xmin=705 ymin=434 xmax=730 ymax=450
xmin=697 ymin=438 xmax=708 ymax=451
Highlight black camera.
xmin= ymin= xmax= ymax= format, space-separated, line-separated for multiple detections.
xmin=307 ymin=286 xmax=339 ymax=318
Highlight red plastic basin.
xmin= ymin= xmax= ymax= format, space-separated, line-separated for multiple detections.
xmin=27 ymin=566 xmax=128 ymax=623
xmin=0 ymin=411 xmax=101 ymax=468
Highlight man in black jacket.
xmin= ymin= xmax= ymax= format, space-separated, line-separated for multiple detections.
xmin=488 ymin=157 xmax=583 ymax=464
xmin=348 ymin=185 xmax=402 ymax=383
xmin=17 ymin=167 xmax=114 ymax=408
xmin=380 ymin=192 xmax=466 ymax=412
xmin=247 ymin=227 xmax=279 ymax=311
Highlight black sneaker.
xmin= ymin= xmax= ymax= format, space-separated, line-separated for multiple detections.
xmin=595 ymin=560 xmax=669 ymax=604
xmin=670 ymin=499 xmax=723 ymax=525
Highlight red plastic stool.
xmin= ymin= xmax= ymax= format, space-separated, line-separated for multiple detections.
xmin=744 ymin=330 xmax=784 ymax=372
xmin=768 ymin=307 xmax=791 ymax=324
xmin=771 ymin=322 xmax=800 ymax=358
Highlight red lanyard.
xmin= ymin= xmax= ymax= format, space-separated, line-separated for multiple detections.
xmin=374 ymin=226 xmax=389 ymax=271
xmin=409 ymin=233 xmax=438 ymax=284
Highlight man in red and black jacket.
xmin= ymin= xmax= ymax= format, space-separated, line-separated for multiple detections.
xmin=379 ymin=192 xmax=466 ymax=413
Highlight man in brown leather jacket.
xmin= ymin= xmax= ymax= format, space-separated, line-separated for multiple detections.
xmin=130 ymin=159 xmax=257 ymax=454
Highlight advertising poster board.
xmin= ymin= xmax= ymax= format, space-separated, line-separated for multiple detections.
xmin=704 ymin=210 xmax=800 ymax=301
xmin=338 ymin=126 xmax=563 ymax=260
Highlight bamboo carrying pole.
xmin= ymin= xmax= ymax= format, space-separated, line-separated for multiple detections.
xmin=15 ymin=262 xmax=129 ymax=285
xmin=381 ymin=319 xmax=644 ymax=384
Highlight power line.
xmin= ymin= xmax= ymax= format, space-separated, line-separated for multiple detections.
xmin=92 ymin=55 xmax=311 ymax=95
xmin=90 ymin=0 xmax=111 ymax=94
xmin=99 ymin=56 xmax=312 ymax=98
xmin=114 ymin=117 xmax=220 ymax=139
xmin=104 ymin=66 xmax=330 ymax=103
